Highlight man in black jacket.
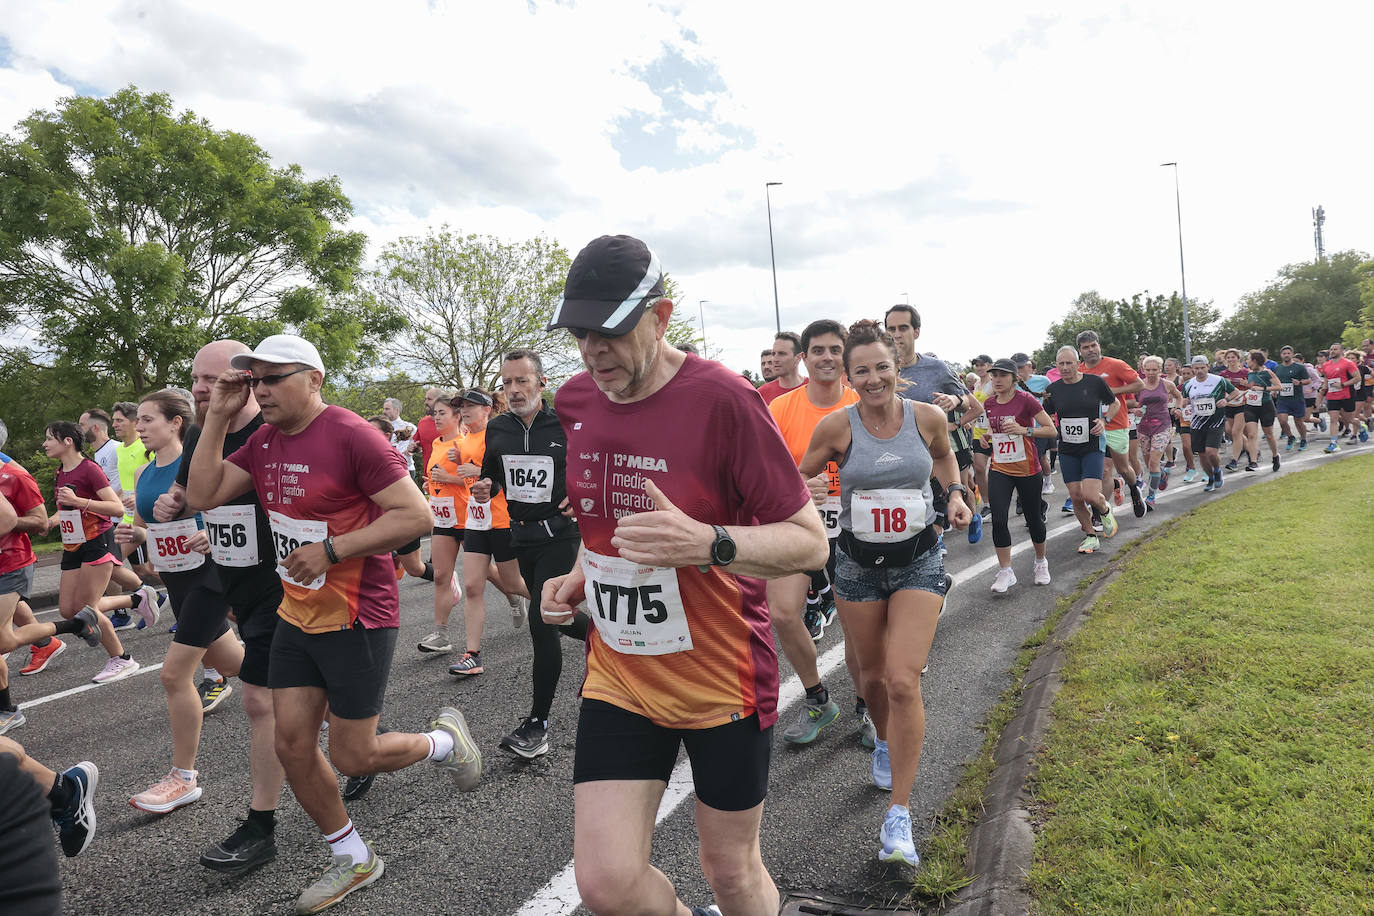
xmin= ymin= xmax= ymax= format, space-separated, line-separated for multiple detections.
xmin=471 ymin=350 xmax=586 ymax=758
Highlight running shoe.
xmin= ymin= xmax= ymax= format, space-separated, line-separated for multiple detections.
xmin=20 ymin=638 xmax=66 ymax=675
xmin=1182 ymin=468 xmax=1198 ymax=483
xmin=130 ymin=769 xmax=201 ymax=813
xmin=1158 ymin=469 xmax=1169 ymax=491
xmin=428 ymin=707 xmax=482 ymax=791
xmin=54 ymin=761 xmax=98 ymax=857
xmin=1285 ymin=436 xmax=1293 ymax=452
xmin=1090 ymin=507 xmax=1103 ymax=533
xmin=0 ymin=707 xmax=24 ymax=735
xmin=980 ymin=504 xmax=991 ymax=519
xmin=803 ymin=605 xmax=825 ymax=643
xmin=1040 ymin=477 xmax=1054 ymax=495
xmin=1361 ymin=430 xmax=1370 ymax=443
xmin=690 ymin=907 xmax=723 ymax=916
xmin=1225 ymin=459 xmax=1239 ymax=471
xmin=1100 ymin=507 xmax=1118 ymax=538
xmin=1145 ymin=495 xmax=1155 ymax=511
xmin=109 ymin=611 xmax=134 ymax=631
xmin=1077 ymin=535 xmax=1100 ymax=554
xmin=1113 ymin=479 xmax=1123 ymax=506
xmin=295 ymin=843 xmax=384 ymax=915
xmin=859 ymin=710 xmax=877 ymax=750
xmin=990 ymin=567 xmax=1017 ymax=594
xmin=1213 ymin=474 xmax=1223 ymax=490
xmin=342 ymin=772 xmax=376 ymax=800
xmin=872 ymin=741 xmax=892 ymax=790
xmin=1298 ymin=440 xmax=1307 ymax=451
xmin=447 ymin=652 xmax=483 ymax=676
xmin=509 ymin=593 xmax=528 ymax=629
xmin=168 ymin=622 xmax=177 ymax=634
xmin=782 ymin=696 xmax=840 ymax=744
xmin=200 ymin=817 xmax=277 ymax=875
xmin=73 ymin=606 xmax=104 ymax=647
xmin=1061 ymin=498 xmax=1074 ymax=514
xmin=92 ymin=655 xmax=140 ymax=684
xmin=1272 ymin=456 xmax=1280 ymax=471
xmin=1129 ymin=482 xmax=1146 ymax=518
xmin=1033 ymin=558 xmax=1050 ymax=586
xmin=135 ymin=584 xmax=161 ymax=629
xmin=1202 ymin=480 xmax=1215 ymax=493
xmin=199 ymin=677 xmax=233 ymax=713
xmin=1318 ymin=417 xmax=1327 ymax=432
xmin=879 ymin=805 xmax=919 ymax=866
xmin=966 ymin=510 xmax=982 ymax=544
xmin=417 ymin=631 xmax=453 ymax=653
xmin=1244 ymin=462 xmax=1258 ymax=472
xmin=821 ymin=601 xmax=838 ymax=629
xmin=499 ymin=717 xmax=551 ymax=759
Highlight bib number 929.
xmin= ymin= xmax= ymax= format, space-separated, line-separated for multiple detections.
xmin=589 ymin=583 xmax=667 ymax=625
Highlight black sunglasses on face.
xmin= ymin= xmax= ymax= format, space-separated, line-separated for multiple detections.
xmin=244 ymin=367 xmax=313 ymax=389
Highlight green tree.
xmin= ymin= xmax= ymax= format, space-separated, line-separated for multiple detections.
xmin=0 ymin=86 xmax=395 ymax=390
xmin=1214 ymin=251 xmax=1366 ymax=356
xmin=1341 ymin=257 xmax=1374 ymax=348
xmin=1032 ymin=291 xmax=1220 ymax=369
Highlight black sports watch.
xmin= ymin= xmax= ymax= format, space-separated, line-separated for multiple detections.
xmin=708 ymin=524 xmax=737 ymax=566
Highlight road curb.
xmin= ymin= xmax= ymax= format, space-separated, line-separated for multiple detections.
xmin=944 ymin=523 xmax=1177 ymax=916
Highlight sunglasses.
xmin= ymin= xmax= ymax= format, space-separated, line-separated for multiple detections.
xmin=244 ymin=367 xmax=313 ymax=389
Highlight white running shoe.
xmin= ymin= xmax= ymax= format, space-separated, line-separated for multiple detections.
xmin=1033 ymin=558 xmax=1051 ymax=585
xmin=509 ymin=594 xmax=528 ymax=629
xmin=92 ymin=656 xmax=140 ymax=684
xmin=990 ymin=567 xmax=1017 ymax=594
xmin=136 ymin=585 xmax=161 ymax=628
xmin=1040 ymin=477 xmax=1054 ymax=495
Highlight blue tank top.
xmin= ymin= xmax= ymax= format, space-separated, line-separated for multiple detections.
xmin=136 ymin=454 xmax=201 ymax=528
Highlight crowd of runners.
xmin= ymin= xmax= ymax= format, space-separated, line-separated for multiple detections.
xmin=2 ymin=232 xmax=1372 ymax=914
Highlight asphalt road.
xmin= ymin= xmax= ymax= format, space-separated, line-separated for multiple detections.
xmin=11 ymin=441 xmax=1367 ymax=915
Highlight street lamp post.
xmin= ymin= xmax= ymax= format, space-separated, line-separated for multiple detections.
xmin=765 ymin=181 xmax=782 ymax=333
xmin=1160 ymin=162 xmax=1192 ymax=362
xmin=697 ymin=300 xmax=708 ymax=351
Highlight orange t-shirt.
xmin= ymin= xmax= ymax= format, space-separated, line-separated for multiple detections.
xmin=768 ymin=383 xmax=859 ymax=488
xmin=427 ymin=433 xmax=468 ymax=527
xmin=1080 ymin=356 xmax=1140 ymax=431
xmin=457 ymin=428 xmax=509 ymax=529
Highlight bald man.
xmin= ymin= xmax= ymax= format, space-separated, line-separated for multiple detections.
xmin=154 ymin=340 xmax=289 ymax=875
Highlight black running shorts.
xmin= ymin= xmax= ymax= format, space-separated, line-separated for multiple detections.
xmin=268 ymin=620 xmax=397 ymax=720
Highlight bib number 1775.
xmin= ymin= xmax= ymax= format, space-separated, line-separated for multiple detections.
xmin=589 ymin=583 xmax=667 ymax=625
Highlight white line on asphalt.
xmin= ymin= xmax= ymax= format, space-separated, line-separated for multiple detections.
xmin=513 ymin=449 xmax=1344 ymax=915
xmin=18 ymin=662 xmax=165 ymax=710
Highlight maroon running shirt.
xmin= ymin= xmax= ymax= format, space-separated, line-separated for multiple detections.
xmin=556 ymin=354 xmax=811 ymax=729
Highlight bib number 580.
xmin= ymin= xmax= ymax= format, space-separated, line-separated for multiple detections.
xmin=590 ymin=583 xmax=667 ymax=625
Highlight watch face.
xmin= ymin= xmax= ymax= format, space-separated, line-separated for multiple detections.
xmin=714 ymin=531 xmax=737 ymax=564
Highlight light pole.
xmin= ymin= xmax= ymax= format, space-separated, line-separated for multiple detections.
xmin=765 ymin=181 xmax=782 ymax=333
xmin=901 ymin=292 xmax=909 ymax=306
xmin=1160 ymin=162 xmax=1192 ymax=362
xmin=697 ymin=300 xmax=708 ymax=351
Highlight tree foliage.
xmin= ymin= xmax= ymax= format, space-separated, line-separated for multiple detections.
xmin=0 ymin=86 xmax=396 ymax=390
xmin=1214 ymin=251 xmax=1367 ymax=356
xmin=1341 ymin=257 xmax=1374 ymax=348
xmin=1032 ymin=291 xmax=1220 ymax=369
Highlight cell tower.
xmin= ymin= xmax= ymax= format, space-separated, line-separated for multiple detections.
xmin=1312 ymin=205 xmax=1326 ymax=262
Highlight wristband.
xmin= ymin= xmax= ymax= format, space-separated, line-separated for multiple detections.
xmin=322 ymin=536 xmax=340 ymax=565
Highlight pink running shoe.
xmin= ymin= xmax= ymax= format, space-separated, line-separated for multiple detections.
xmin=130 ymin=769 xmax=202 ymax=813
xmin=92 ymin=655 xmax=141 ymax=684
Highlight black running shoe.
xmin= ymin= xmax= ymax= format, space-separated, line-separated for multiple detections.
xmin=342 ymin=772 xmax=376 ymax=800
xmin=1272 ymin=456 xmax=1280 ymax=472
xmin=803 ymin=604 xmax=825 ymax=643
xmin=1128 ymin=482 xmax=1146 ymax=519
xmin=53 ymin=762 xmax=98 ymax=858
xmin=499 ymin=717 xmax=551 ymax=759
xmin=200 ymin=818 xmax=277 ymax=875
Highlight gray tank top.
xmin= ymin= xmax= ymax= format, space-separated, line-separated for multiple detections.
xmin=839 ymin=399 xmax=936 ymax=531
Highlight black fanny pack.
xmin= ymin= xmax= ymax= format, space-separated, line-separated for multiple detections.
xmin=509 ymin=513 xmax=578 ymax=547
xmin=839 ymin=525 xmax=938 ymax=569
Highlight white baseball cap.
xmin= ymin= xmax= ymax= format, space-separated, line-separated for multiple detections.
xmin=230 ymin=334 xmax=325 ymax=375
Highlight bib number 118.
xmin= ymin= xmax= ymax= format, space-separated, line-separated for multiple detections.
xmin=870 ymin=507 xmax=907 ymax=534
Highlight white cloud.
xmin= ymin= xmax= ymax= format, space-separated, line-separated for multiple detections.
xmin=2 ymin=0 xmax=1371 ymax=375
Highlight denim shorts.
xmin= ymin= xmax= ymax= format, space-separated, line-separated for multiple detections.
xmin=835 ymin=540 xmax=947 ymax=603
xmin=1058 ymin=450 xmax=1105 ymax=484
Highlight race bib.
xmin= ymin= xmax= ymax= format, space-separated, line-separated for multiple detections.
xmin=503 ymin=455 xmax=554 ymax=504
xmin=1183 ymin=404 xmax=1194 ymax=422
xmin=1060 ymin=417 xmax=1090 ymax=445
xmin=430 ymin=496 xmax=457 ymax=529
xmin=1329 ymin=377 xmax=1342 ymax=391
xmin=202 ymin=505 xmax=260 ymax=567
xmin=147 ymin=518 xmax=206 ymax=573
xmin=1192 ymin=397 xmax=1216 ymax=418
xmin=465 ymin=498 xmax=493 ymax=532
xmin=57 ymin=508 xmax=85 ymax=545
xmin=1244 ymin=389 xmax=1263 ymax=406
xmin=1279 ymin=383 xmax=1294 ymax=398
xmin=818 ymin=495 xmax=841 ymax=539
xmin=972 ymin=412 xmax=990 ymax=435
xmin=1128 ymin=411 xmax=1140 ymax=431
xmin=581 ymin=550 xmax=692 ymax=656
xmin=267 ymin=510 xmax=327 ymax=590
xmin=851 ymin=489 xmax=927 ymax=544
xmin=991 ymin=433 xmax=1027 ymax=465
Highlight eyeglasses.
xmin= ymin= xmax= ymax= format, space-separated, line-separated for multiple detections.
xmin=244 ymin=367 xmax=312 ymax=389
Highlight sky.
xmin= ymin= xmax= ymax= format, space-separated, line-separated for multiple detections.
xmin=2 ymin=0 xmax=1371 ymax=376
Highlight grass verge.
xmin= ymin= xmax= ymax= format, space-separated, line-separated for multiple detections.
xmin=1027 ymin=454 xmax=1374 ymax=914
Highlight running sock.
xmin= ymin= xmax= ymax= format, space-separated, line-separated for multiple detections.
xmin=323 ymin=820 xmax=369 ymax=863
xmin=203 ymin=667 xmax=221 ymax=682
xmin=1149 ymin=472 xmax=1161 ymax=497
xmin=48 ymin=773 xmax=76 ymax=814
xmin=425 ymin=728 xmax=456 ymax=761
xmin=420 ymin=561 xmax=434 ymax=582
xmin=0 ymin=687 xmax=12 ymax=710
xmin=120 ymin=653 xmax=131 ymax=661
xmin=53 ymin=619 xmax=82 ymax=636
xmin=33 ymin=636 xmax=53 ymax=648
xmin=172 ymin=766 xmax=196 ymax=781
xmin=804 ymin=682 xmax=829 ymax=706
xmin=246 ymin=807 xmax=276 ymax=832
xmin=855 ymin=697 xmax=867 ymax=715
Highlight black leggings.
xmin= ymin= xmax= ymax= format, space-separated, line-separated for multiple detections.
xmin=518 ymin=537 xmax=588 ymax=722
xmin=989 ymin=470 xmax=1047 ymax=549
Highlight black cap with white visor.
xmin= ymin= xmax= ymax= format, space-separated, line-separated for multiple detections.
xmin=547 ymin=235 xmax=665 ymax=338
